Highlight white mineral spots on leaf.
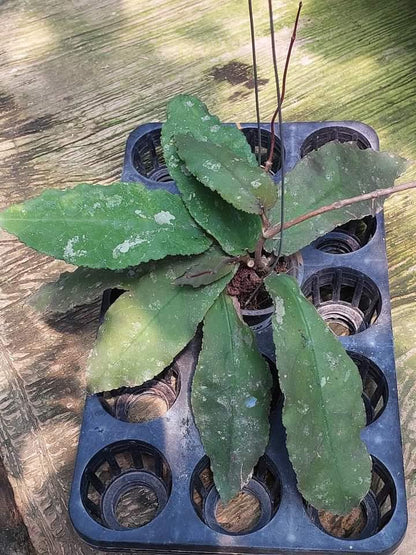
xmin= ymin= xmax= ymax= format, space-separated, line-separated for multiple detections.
xmin=92 ymin=202 xmax=101 ymax=210
xmin=134 ymin=209 xmax=147 ymax=218
xmin=112 ymin=236 xmax=146 ymax=257
xmin=320 ymin=377 xmax=327 ymax=387
xmin=64 ymin=236 xmax=87 ymax=259
xmin=251 ymin=180 xmax=261 ymax=189
xmin=185 ymin=100 xmax=194 ymax=107
xmin=202 ymin=160 xmax=221 ymax=172
xmin=201 ymin=115 xmax=210 ymax=121
xmin=210 ymin=125 xmax=220 ymax=133
xmin=106 ymin=194 xmax=123 ymax=208
xmin=154 ymin=211 xmax=176 ymax=225
xmin=165 ymin=268 xmax=176 ymax=280
xmin=274 ymin=297 xmax=285 ymax=325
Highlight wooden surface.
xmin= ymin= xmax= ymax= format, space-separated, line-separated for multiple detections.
xmin=0 ymin=0 xmax=415 ymax=553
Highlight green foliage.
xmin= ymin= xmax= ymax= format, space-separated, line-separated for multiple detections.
xmin=265 ymin=274 xmax=372 ymax=514
xmin=28 ymin=266 xmax=144 ymax=313
xmin=191 ymin=292 xmax=272 ymax=502
xmin=175 ymin=134 xmax=277 ymax=214
xmin=162 ymin=94 xmax=262 ymax=255
xmin=175 ymin=246 xmax=236 ymax=287
xmin=0 ymin=182 xmax=211 ymax=269
xmin=162 ymin=94 xmax=256 ymax=168
xmin=166 ymin=173 xmax=262 ymax=256
xmin=0 ymin=93 xmax=406 ymax=513
xmin=87 ymin=256 xmax=235 ymax=392
xmin=266 ymin=142 xmax=407 ymax=255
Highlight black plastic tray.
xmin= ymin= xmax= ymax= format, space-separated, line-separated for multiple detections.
xmin=69 ymin=121 xmax=407 ymax=554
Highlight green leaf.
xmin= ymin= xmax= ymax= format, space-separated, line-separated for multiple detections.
xmin=87 ymin=257 xmax=235 ymax=393
xmin=162 ymin=94 xmax=257 ymax=168
xmin=265 ymin=274 xmax=371 ymax=515
xmin=265 ymin=142 xmax=407 ymax=254
xmin=192 ymin=292 xmax=272 ymax=503
xmin=161 ymin=94 xmax=262 ymax=255
xmin=28 ymin=266 xmax=145 ymax=313
xmin=175 ymin=246 xmax=236 ymax=287
xmin=169 ymin=175 xmax=261 ymax=256
xmin=175 ymin=134 xmax=277 ymax=214
xmin=0 ymin=182 xmax=211 ymax=269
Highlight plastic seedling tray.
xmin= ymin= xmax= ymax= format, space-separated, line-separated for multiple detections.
xmin=69 ymin=121 xmax=407 ymax=554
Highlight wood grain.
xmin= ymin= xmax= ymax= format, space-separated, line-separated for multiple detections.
xmin=0 ymin=456 xmax=35 ymax=555
xmin=0 ymin=0 xmax=415 ymax=553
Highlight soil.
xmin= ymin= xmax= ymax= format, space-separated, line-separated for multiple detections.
xmin=192 ymin=467 xmax=261 ymax=534
xmin=227 ymin=258 xmax=289 ymax=310
xmin=318 ymin=506 xmax=366 ymax=538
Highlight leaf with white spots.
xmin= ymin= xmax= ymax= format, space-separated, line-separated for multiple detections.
xmin=161 ymin=94 xmax=262 ymax=255
xmin=265 ymin=274 xmax=371 ymax=514
xmin=192 ymin=293 xmax=272 ymax=502
xmin=0 ymin=182 xmax=211 ymax=269
xmin=265 ymin=142 xmax=407 ymax=254
xmin=175 ymin=134 xmax=277 ymax=214
xmin=162 ymin=94 xmax=257 ymax=168
xmin=87 ymin=256 xmax=234 ymax=393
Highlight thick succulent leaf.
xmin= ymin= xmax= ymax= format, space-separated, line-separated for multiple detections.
xmin=161 ymin=95 xmax=261 ymax=255
xmin=28 ymin=266 xmax=145 ymax=313
xmin=265 ymin=142 xmax=407 ymax=254
xmin=265 ymin=274 xmax=371 ymax=514
xmin=192 ymin=293 xmax=272 ymax=503
xmin=162 ymin=94 xmax=257 ymax=167
xmin=175 ymin=246 xmax=236 ymax=288
xmin=175 ymin=134 xmax=277 ymax=214
xmin=170 ymin=174 xmax=261 ymax=256
xmin=0 ymin=182 xmax=211 ymax=269
xmin=87 ymin=257 xmax=235 ymax=393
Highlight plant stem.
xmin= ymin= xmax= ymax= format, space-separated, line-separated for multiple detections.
xmin=266 ymin=0 xmax=286 ymax=260
xmin=281 ymin=2 xmax=302 ymax=105
xmin=263 ymin=181 xmax=416 ymax=240
xmin=264 ymin=2 xmax=302 ymax=174
xmin=245 ymin=181 xmax=416 ymax=307
xmin=247 ymin=0 xmax=262 ymax=166
xmin=254 ymin=236 xmax=266 ymax=268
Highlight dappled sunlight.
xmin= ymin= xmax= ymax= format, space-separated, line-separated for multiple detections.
xmin=18 ymin=416 xmax=80 ymax=484
xmin=1 ymin=13 xmax=56 ymax=64
xmin=298 ymin=0 xmax=416 ymax=178
xmin=0 ymin=1 xmax=415 ymax=552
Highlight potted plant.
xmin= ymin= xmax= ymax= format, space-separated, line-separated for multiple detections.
xmin=0 ymin=88 xmax=413 ymax=522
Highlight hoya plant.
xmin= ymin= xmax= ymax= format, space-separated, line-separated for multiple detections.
xmin=0 ymin=94 xmax=410 ymax=516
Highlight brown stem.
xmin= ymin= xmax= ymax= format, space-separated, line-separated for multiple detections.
xmin=281 ymin=2 xmax=302 ymax=105
xmin=260 ymin=208 xmax=270 ymax=228
xmin=264 ymin=2 xmax=302 ymax=173
xmin=263 ymin=181 xmax=416 ymax=240
xmin=254 ymin=236 xmax=266 ymax=268
xmin=264 ymin=110 xmax=278 ymax=174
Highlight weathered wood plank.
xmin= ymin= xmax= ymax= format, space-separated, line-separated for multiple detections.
xmin=0 ymin=0 xmax=415 ymax=553
xmin=0 ymin=456 xmax=35 ymax=555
